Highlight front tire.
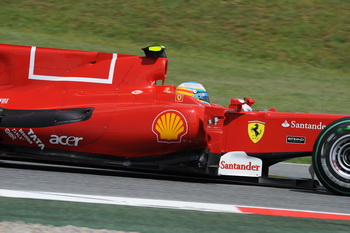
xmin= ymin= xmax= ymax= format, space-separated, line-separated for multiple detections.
xmin=312 ymin=117 xmax=350 ymax=195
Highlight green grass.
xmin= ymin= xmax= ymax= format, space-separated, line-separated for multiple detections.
xmin=1 ymin=0 xmax=348 ymax=113
xmin=1 ymin=198 xmax=350 ymax=233
xmin=1 ymin=0 xmax=348 ymax=70
xmin=0 ymin=0 xmax=349 ymax=165
xmin=0 ymin=27 xmax=348 ymax=115
xmin=287 ymin=157 xmax=312 ymax=164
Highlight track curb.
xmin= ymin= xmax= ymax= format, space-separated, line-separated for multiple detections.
xmin=1 ymin=189 xmax=349 ymax=221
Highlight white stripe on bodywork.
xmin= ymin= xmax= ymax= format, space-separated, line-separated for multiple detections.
xmin=28 ymin=46 xmax=117 ymax=84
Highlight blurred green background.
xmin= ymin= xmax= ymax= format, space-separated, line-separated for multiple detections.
xmin=1 ymin=0 xmax=349 ymax=114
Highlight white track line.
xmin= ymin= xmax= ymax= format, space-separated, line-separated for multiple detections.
xmin=1 ymin=189 xmax=350 ymax=220
xmin=0 ymin=189 xmax=241 ymax=213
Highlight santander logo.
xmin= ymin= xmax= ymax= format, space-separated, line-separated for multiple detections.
xmin=282 ymin=120 xmax=326 ymax=130
xmin=220 ymin=161 xmax=261 ymax=171
xmin=218 ymin=151 xmax=263 ymax=177
xmin=282 ymin=120 xmax=290 ymax=127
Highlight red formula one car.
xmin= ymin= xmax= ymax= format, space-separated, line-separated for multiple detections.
xmin=0 ymin=44 xmax=349 ymax=195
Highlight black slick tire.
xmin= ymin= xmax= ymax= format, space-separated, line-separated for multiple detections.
xmin=312 ymin=117 xmax=350 ymax=195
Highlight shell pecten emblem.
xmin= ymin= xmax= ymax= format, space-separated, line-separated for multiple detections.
xmin=152 ymin=110 xmax=188 ymax=143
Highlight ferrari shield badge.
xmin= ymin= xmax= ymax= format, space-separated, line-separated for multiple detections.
xmin=248 ymin=121 xmax=265 ymax=143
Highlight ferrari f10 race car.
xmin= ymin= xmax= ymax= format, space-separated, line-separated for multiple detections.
xmin=0 ymin=43 xmax=349 ymax=195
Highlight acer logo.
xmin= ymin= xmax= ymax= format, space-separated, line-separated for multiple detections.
xmin=50 ymin=135 xmax=83 ymax=146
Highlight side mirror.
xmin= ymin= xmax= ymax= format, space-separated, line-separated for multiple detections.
xmin=244 ymin=97 xmax=255 ymax=106
xmin=229 ymin=98 xmax=255 ymax=112
xmin=229 ymin=98 xmax=244 ymax=112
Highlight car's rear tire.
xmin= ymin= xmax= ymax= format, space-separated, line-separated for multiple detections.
xmin=312 ymin=117 xmax=350 ymax=195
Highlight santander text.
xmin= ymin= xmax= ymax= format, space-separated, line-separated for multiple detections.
xmin=220 ymin=161 xmax=260 ymax=171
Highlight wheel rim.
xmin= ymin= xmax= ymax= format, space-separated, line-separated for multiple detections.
xmin=329 ymin=135 xmax=350 ymax=180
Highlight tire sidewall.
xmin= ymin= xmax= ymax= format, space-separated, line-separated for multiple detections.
xmin=313 ymin=117 xmax=350 ymax=195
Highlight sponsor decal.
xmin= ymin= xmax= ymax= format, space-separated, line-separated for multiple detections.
xmin=152 ymin=110 xmax=188 ymax=143
xmin=220 ymin=161 xmax=261 ymax=171
xmin=207 ymin=117 xmax=222 ymax=131
xmin=164 ymin=87 xmax=172 ymax=93
xmin=175 ymin=94 xmax=184 ymax=102
xmin=248 ymin=121 xmax=265 ymax=143
xmin=208 ymin=117 xmax=219 ymax=126
xmin=5 ymin=128 xmax=45 ymax=150
xmin=131 ymin=90 xmax=143 ymax=95
xmin=0 ymin=98 xmax=9 ymax=104
xmin=50 ymin=135 xmax=83 ymax=146
xmin=282 ymin=120 xmax=290 ymax=127
xmin=218 ymin=151 xmax=262 ymax=177
xmin=5 ymin=128 xmax=19 ymax=141
xmin=282 ymin=120 xmax=326 ymax=130
xmin=27 ymin=129 xmax=45 ymax=150
xmin=286 ymin=136 xmax=306 ymax=144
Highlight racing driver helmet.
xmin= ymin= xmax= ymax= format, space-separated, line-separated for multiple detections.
xmin=175 ymin=81 xmax=210 ymax=104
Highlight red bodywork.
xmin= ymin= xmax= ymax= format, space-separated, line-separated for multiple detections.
xmin=0 ymin=44 xmax=348 ymax=172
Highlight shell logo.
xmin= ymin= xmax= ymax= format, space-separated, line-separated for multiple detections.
xmin=152 ymin=110 xmax=188 ymax=143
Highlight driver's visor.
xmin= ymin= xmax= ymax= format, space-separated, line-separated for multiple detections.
xmin=195 ymin=93 xmax=210 ymax=103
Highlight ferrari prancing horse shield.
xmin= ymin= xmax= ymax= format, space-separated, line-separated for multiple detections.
xmin=248 ymin=121 xmax=265 ymax=143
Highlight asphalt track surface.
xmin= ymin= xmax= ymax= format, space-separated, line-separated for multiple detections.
xmin=0 ymin=160 xmax=349 ymax=215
